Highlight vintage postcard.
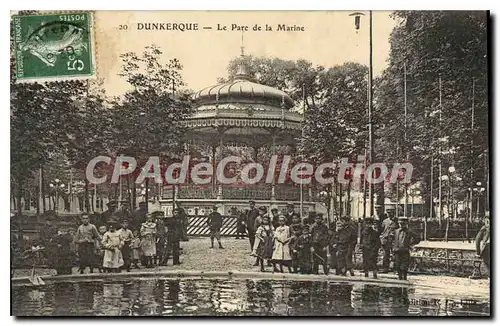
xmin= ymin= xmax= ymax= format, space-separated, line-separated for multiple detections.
xmin=10 ymin=10 xmax=490 ymax=317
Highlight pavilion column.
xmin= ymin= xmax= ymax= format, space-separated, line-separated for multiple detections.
xmin=270 ymin=132 xmax=277 ymax=203
xmin=217 ymin=132 xmax=224 ymax=200
xmin=212 ymin=145 xmax=217 ymax=194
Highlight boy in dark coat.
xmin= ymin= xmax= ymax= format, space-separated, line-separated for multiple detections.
xmin=327 ymin=226 xmax=338 ymax=274
xmin=335 ymin=216 xmax=357 ymax=276
xmin=361 ymin=217 xmax=380 ymax=279
xmin=207 ymin=205 xmax=224 ymax=249
xmin=289 ymin=226 xmax=302 ymax=273
xmin=52 ymin=228 xmax=74 ymax=275
xmin=236 ymin=210 xmax=247 ymax=239
xmin=393 ymin=217 xmax=419 ymax=280
xmin=297 ymin=224 xmax=313 ymax=274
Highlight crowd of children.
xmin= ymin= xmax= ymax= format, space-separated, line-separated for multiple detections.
xmin=36 ymin=203 xmax=419 ymax=281
xmin=42 ymin=208 xmax=187 ymax=275
xmin=244 ymin=204 xmax=419 ymax=280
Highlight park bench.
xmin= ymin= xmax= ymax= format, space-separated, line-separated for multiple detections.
xmin=410 ymin=241 xmax=483 ymax=278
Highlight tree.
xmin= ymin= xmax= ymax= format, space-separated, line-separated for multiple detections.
xmin=108 ymin=45 xmax=193 ymax=207
xmin=375 ymin=11 xmax=488 ymax=217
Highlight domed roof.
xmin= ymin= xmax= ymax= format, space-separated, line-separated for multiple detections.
xmin=192 ymin=60 xmax=294 ymax=109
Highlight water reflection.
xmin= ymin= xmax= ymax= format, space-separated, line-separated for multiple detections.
xmin=11 ymin=278 xmax=489 ymax=316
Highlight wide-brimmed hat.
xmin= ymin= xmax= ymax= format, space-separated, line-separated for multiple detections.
xmin=258 ymin=206 xmax=267 ymax=212
xmin=398 ymin=216 xmax=409 ymax=221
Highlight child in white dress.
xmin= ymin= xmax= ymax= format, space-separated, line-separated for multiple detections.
xmin=101 ymin=221 xmax=124 ymax=273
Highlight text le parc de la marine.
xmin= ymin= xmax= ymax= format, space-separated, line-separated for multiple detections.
xmin=132 ymin=22 xmax=305 ymax=32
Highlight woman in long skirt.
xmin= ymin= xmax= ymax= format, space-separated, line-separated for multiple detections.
xmin=272 ymin=216 xmax=292 ymax=273
xmin=252 ymin=215 xmax=274 ymax=272
xmin=101 ymin=221 xmax=124 ymax=273
xmin=140 ymin=215 xmax=157 ymax=268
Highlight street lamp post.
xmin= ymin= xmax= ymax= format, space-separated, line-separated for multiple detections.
xmin=448 ymin=166 xmax=456 ymax=219
xmin=474 ymin=182 xmax=485 ymax=219
xmin=350 ymin=11 xmax=375 ymax=217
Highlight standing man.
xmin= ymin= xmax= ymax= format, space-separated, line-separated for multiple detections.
xmin=284 ymin=203 xmax=296 ymax=226
xmin=246 ymin=200 xmax=259 ymax=252
xmin=380 ymin=209 xmax=397 ymax=273
xmin=393 ymin=217 xmax=419 ymax=280
xmin=163 ymin=208 xmax=183 ymax=265
xmin=311 ymin=213 xmax=330 ymax=275
xmin=119 ymin=219 xmax=134 ymax=272
xmin=361 ymin=217 xmax=380 ymax=279
xmin=101 ymin=201 xmax=118 ymax=226
xmin=335 ymin=216 xmax=356 ymax=276
xmin=132 ymin=201 xmax=148 ymax=231
xmin=207 ymin=205 xmax=224 ymax=249
xmin=75 ymin=214 xmax=100 ymax=274
xmin=346 ymin=215 xmax=358 ymax=276
xmin=475 ymin=216 xmax=490 ymax=274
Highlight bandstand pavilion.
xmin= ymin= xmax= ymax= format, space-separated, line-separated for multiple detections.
xmin=159 ymin=56 xmax=320 ymax=217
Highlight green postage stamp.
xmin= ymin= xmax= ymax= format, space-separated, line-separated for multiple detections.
xmin=13 ymin=12 xmax=96 ymax=82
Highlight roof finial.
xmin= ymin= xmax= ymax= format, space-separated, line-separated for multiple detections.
xmin=240 ymin=31 xmax=245 ymax=57
xmin=234 ymin=31 xmax=250 ymax=81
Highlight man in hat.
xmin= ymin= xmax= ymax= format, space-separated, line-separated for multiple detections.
xmin=311 ymin=213 xmax=330 ymax=275
xmin=475 ymin=216 xmax=490 ymax=273
xmin=284 ymin=203 xmax=296 ymax=226
xmin=361 ymin=217 xmax=380 ymax=279
xmin=74 ymin=213 xmax=100 ymax=274
xmin=379 ymin=208 xmax=397 ymax=273
xmin=101 ymin=201 xmax=118 ymax=226
xmin=132 ymin=201 xmax=148 ymax=230
xmin=335 ymin=215 xmax=357 ymax=276
xmin=163 ymin=208 xmax=183 ymax=265
xmin=393 ymin=217 xmax=419 ymax=280
xmin=207 ymin=205 xmax=224 ymax=249
xmin=246 ymin=200 xmax=260 ymax=252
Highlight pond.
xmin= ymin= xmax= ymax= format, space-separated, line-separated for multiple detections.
xmin=11 ymin=278 xmax=490 ymax=316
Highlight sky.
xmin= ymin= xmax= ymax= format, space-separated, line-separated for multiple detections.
xmin=94 ymin=11 xmax=399 ymax=96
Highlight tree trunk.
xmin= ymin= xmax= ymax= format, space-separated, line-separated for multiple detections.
xmin=41 ymin=166 xmax=46 ymax=213
xmin=346 ymin=180 xmax=352 ymax=216
xmin=132 ymin=180 xmax=137 ymax=210
xmin=376 ymin=181 xmax=385 ymax=217
xmin=16 ymin=178 xmax=23 ymax=215
xmin=25 ymin=189 xmax=31 ymax=211
xmin=339 ymin=183 xmax=343 ymax=216
xmin=127 ymin=176 xmax=132 ymax=206
xmin=84 ymin=179 xmax=90 ymax=212
xmin=332 ymin=180 xmax=339 ymax=217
